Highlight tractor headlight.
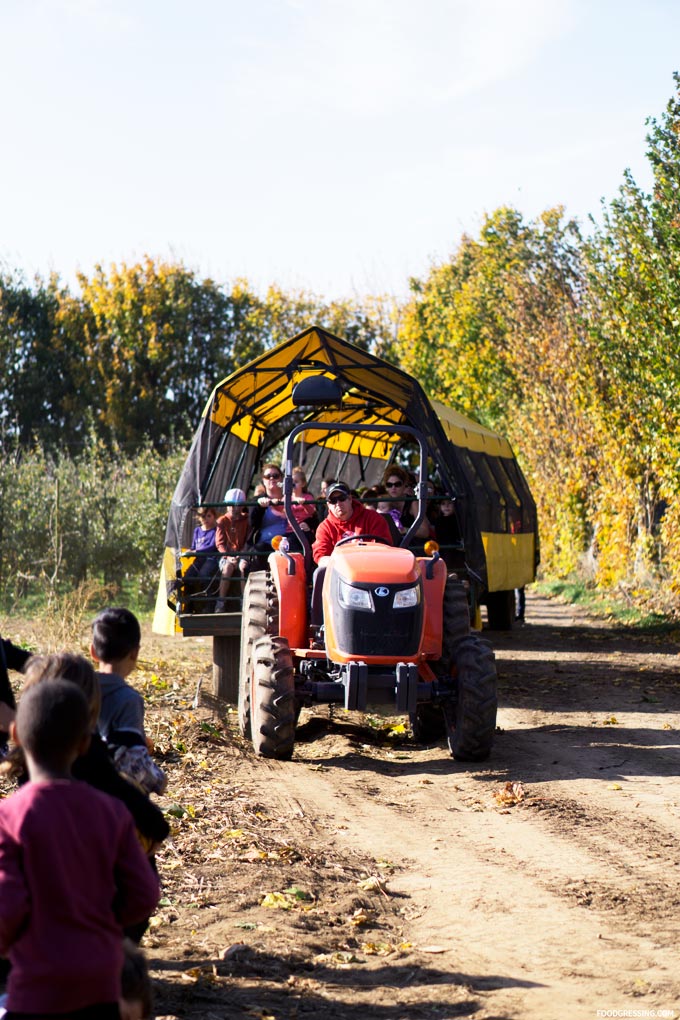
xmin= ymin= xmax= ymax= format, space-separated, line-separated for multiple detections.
xmin=393 ymin=585 xmax=420 ymax=609
xmin=338 ymin=578 xmax=375 ymax=612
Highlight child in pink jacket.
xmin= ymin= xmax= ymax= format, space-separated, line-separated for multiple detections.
xmin=0 ymin=680 xmax=159 ymax=1017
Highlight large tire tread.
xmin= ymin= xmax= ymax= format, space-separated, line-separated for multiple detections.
xmin=412 ymin=576 xmax=470 ymax=742
xmin=442 ymin=575 xmax=471 ymax=666
xmin=445 ymin=635 xmax=498 ymax=762
xmin=238 ymin=571 xmax=274 ymax=738
xmin=251 ymin=636 xmax=296 ymax=760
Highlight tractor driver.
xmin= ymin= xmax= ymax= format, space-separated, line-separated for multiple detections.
xmin=310 ymin=482 xmax=393 ymax=628
xmin=311 ymin=482 xmax=393 ymax=566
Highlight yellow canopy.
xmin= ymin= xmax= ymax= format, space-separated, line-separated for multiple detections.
xmin=204 ymin=326 xmax=509 ymax=460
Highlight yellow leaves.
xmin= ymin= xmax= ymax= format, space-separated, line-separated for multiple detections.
xmin=357 ymin=876 xmax=387 ymax=895
xmin=260 ymin=892 xmax=291 ymax=910
xmin=361 ymin=941 xmax=395 ymax=956
xmin=602 ymin=715 xmax=619 ymax=726
xmin=165 ymin=802 xmax=196 ymax=819
xmin=315 ymin=950 xmax=363 ymax=967
xmin=493 ymin=781 xmax=526 ymax=807
xmin=387 ymin=722 xmax=407 ymax=737
xmin=349 ymin=908 xmax=376 ymax=927
xmin=260 ymin=886 xmax=314 ymax=910
xmin=182 ymin=964 xmax=218 ymax=983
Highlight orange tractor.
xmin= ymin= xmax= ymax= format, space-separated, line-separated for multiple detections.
xmin=238 ymin=420 xmax=498 ymax=761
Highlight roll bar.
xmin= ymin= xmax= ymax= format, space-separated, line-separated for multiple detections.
xmin=282 ymin=422 xmax=430 ymax=577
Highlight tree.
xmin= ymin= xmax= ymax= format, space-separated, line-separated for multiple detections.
xmin=583 ymin=73 xmax=680 ymax=585
xmin=395 ymin=207 xmax=595 ymax=576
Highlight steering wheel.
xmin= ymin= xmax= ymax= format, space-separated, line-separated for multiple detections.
xmin=335 ymin=534 xmax=393 ymax=548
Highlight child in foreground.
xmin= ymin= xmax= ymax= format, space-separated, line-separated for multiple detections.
xmin=92 ymin=608 xmax=167 ymax=796
xmin=6 ymin=652 xmax=171 ymax=855
xmin=0 ymin=680 xmax=159 ymax=1018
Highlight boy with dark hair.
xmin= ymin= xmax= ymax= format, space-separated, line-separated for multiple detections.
xmin=91 ymin=608 xmax=166 ymax=796
xmin=92 ymin=607 xmax=141 ymax=666
xmin=0 ymin=680 xmax=159 ymax=1018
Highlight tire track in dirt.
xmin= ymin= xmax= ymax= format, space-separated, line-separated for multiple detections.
xmin=235 ymin=592 xmax=680 ymax=1019
xmin=140 ymin=593 xmax=680 ymax=1019
xmin=249 ymin=748 xmax=679 ymax=1020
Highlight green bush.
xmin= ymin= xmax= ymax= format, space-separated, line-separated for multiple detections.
xmin=0 ymin=439 xmax=184 ymax=614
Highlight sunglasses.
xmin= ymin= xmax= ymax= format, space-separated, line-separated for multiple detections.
xmin=263 ymin=473 xmax=281 ymax=481
xmin=386 ymin=481 xmax=403 ymax=488
xmin=328 ymin=494 xmax=350 ymax=504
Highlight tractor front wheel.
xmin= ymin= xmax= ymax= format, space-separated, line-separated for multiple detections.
xmin=441 ymin=575 xmax=471 ymax=666
xmin=237 ymin=571 xmax=269 ymax=738
xmin=251 ymin=635 xmax=296 ymax=760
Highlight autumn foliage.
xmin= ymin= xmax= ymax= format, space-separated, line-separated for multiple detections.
xmin=2 ymin=75 xmax=680 ymax=613
xmin=395 ymin=75 xmax=680 ymax=613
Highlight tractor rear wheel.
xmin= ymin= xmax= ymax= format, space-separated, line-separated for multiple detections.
xmin=485 ymin=589 xmax=514 ymax=630
xmin=444 ymin=634 xmax=497 ymax=761
xmin=411 ymin=576 xmax=470 ymax=742
xmin=250 ymin=635 xmax=296 ymax=760
xmin=441 ymin=575 xmax=471 ymax=666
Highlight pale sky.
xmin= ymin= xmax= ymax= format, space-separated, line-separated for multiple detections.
xmin=0 ymin=0 xmax=677 ymax=299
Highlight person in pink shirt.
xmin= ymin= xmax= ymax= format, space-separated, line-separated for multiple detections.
xmin=0 ymin=680 xmax=159 ymax=1019
xmin=291 ymin=466 xmax=318 ymax=536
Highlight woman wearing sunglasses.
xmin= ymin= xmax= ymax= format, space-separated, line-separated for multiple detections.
xmin=249 ymin=464 xmax=287 ymax=566
xmin=381 ymin=465 xmax=432 ymax=541
xmin=250 ymin=462 xmax=313 ymax=565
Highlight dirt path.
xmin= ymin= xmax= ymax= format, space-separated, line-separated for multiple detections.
xmin=3 ymin=592 xmax=679 ymax=1017
xmin=114 ymin=593 xmax=680 ymax=1017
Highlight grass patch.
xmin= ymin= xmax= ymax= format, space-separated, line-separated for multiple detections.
xmin=534 ymin=579 xmax=679 ymax=638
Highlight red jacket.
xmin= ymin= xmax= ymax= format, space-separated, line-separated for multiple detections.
xmin=312 ymin=500 xmax=393 ymax=563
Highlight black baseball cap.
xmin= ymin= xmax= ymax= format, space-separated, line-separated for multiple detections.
xmin=326 ymin=482 xmax=351 ymax=500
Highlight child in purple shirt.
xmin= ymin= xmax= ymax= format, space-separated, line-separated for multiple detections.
xmin=186 ymin=507 xmax=219 ymax=578
xmin=0 ymin=680 xmax=159 ymax=1018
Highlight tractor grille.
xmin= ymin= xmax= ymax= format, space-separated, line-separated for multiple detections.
xmin=329 ymin=575 xmax=423 ymax=657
